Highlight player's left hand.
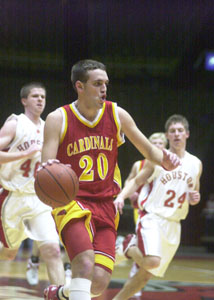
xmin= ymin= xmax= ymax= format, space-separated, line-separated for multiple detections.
xmin=37 ymin=159 xmax=60 ymax=172
xmin=161 ymin=149 xmax=180 ymax=171
xmin=189 ymin=191 xmax=201 ymax=205
xmin=114 ymin=194 xmax=125 ymax=214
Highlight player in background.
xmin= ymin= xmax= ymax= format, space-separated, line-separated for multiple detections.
xmin=40 ymin=59 xmax=180 ymax=300
xmin=124 ymin=132 xmax=168 ymax=224
xmin=115 ymin=132 xmax=168 ymax=299
xmin=26 ymin=240 xmax=72 ymax=286
xmin=113 ymin=114 xmax=202 ymax=300
xmin=0 ymin=82 xmax=65 ymax=287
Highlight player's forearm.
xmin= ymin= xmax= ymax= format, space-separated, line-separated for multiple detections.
xmin=41 ymin=146 xmax=58 ymax=163
xmin=120 ymin=178 xmax=140 ymax=200
xmin=0 ymin=151 xmax=30 ymax=163
xmin=119 ymin=108 xmax=163 ymax=165
xmin=146 ymin=144 xmax=163 ymax=165
xmin=125 ymin=127 xmax=163 ymax=166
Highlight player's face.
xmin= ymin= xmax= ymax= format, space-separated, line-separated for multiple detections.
xmin=81 ymin=69 xmax=109 ymax=109
xmin=22 ymin=88 xmax=46 ymax=116
xmin=151 ymin=138 xmax=166 ymax=150
xmin=166 ymin=122 xmax=189 ymax=150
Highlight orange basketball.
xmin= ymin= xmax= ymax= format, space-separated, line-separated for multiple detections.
xmin=34 ymin=162 xmax=79 ymax=208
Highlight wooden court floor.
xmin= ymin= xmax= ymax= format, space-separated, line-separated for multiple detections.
xmin=0 ymin=245 xmax=214 ymax=300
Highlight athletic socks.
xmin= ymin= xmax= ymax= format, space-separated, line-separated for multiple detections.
xmin=0 ymin=241 xmax=3 ymax=251
xmin=60 ymin=278 xmax=92 ymax=300
xmin=58 ymin=286 xmax=69 ymax=300
xmin=31 ymin=255 xmax=39 ymax=263
xmin=70 ymin=278 xmax=91 ymax=300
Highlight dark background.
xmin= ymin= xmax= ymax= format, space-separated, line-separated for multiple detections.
xmin=0 ymin=0 xmax=214 ymax=246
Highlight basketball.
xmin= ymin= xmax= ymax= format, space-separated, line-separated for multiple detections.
xmin=34 ymin=162 xmax=79 ymax=208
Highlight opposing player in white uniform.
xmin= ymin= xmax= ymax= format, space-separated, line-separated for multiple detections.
xmin=0 ymin=82 xmax=65 ymax=286
xmin=124 ymin=132 xmax=168 ymax=225
xmin=113 ymin=114 xmax=202 ymax=300
xmin=115 ymin=132 xmax=168 ymax=299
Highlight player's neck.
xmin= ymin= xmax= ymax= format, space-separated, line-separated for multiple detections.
xmin=169 ymin=147 xmax=186 ymax=158
xmin=24 ymin=111 xmax=41 ymax=126
xmin=74 ymin=100 xmax=100 ymax=122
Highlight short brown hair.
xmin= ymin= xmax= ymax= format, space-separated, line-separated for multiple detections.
xmin=165 ymin=114 xmax=189 ymax=132
xmin=71 ymin=59 xmax=106 ymax=90
xmin=20 ymin=82 xmax=46 ymax=99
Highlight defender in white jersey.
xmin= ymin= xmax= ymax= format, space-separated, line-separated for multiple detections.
xmin=0 ymin=83 xmax=65 ymax=287
xmin=124 ymin=132 xmax=168 ymax=225
xmin=113 ymin=114 xmax=202 ymax=300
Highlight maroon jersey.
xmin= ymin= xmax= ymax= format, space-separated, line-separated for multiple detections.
xmin=57 ymin=101 xmax=124 ymax=201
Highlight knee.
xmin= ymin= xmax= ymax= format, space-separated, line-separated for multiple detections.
xmin=39 ymin=243 xmax=61 ymax=261
xmin=0 ymin=248 xmax=17 ymax=261
xmin=79 ymin=257 xmax=94 ymax=278
xmin=3 ymin=252 xmax=16 ymax=260
xmin=91 ymin=277 xmax=108 ymax=296
xmin=144 ymin=256 xmax=161 ymax=270
xmin=77 ymin=256 xmax=94 ymax=278
xmin=91 ymin=267 xmax=111 ymax=296
xmin=72 ymin=251 xmax=95 ymax=279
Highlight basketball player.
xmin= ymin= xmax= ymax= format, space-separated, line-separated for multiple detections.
xmin=113 ymin=114 xmax=202 ymax=300
xmin=124 ymin=132 xmax=168 ymax=224
xmin=0 ymin=83 xmax=65 ymax=286
xmin=26 ymin=239 xmax=72 ymax=286
xmin=40 ymin=59 xmax=180 ymax=300
xmin=117 ymin=132 xmax=168 ymax=299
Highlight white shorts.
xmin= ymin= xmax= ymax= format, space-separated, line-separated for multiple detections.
xmin=136 ymin=213 xmax=181 ymax=277
xmin=0 ymin=190 xmax=59 ymax=249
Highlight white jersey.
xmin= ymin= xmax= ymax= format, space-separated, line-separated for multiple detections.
xmin=0 ymin=113 xmax=44 ymax=193
xmin=138 ymin=151 xmax=201 ymax=222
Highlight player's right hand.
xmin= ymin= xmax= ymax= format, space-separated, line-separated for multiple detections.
xmin=161 ymin=149 xmax=180 ymax=171
xmin=45 ymin=159 xmax=60 ymax=165
xmin=114 ymin=194 xmax=125 ymax=215
xmin=189 ymin=191 xmax=201 ymax=205
xmin=38 ymin=159 xmax=60 ymax=172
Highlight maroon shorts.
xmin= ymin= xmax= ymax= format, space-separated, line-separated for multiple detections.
xmin=53 ymin=198 xmax=120 ymax=273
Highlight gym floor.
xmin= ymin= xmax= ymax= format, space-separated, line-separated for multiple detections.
xmin=0 ymin=242 xmax=213 ymax=300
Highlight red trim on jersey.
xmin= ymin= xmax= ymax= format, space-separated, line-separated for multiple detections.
xmin=136 ymin=159 xmax=146 ymax=193
xmin=95 ymin=263 xmax=112 ymax=274
xmin=137 ymin=211 xmax=147 ymax=256
xmin=139 ymin=182 xmax=153 ymax=209
xmin=0 ymin=189 xmax=9 ymax=247
xmin=139 ymin=159 xmax=145 ymax=171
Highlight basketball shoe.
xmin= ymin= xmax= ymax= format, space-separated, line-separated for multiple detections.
xmin=26 ymin=258 xmax=39 ymax=285
xmin=44 ymin=285 xmax=68 ymax=300
xmin=64 ymin=263 xmax=72 ymax=286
